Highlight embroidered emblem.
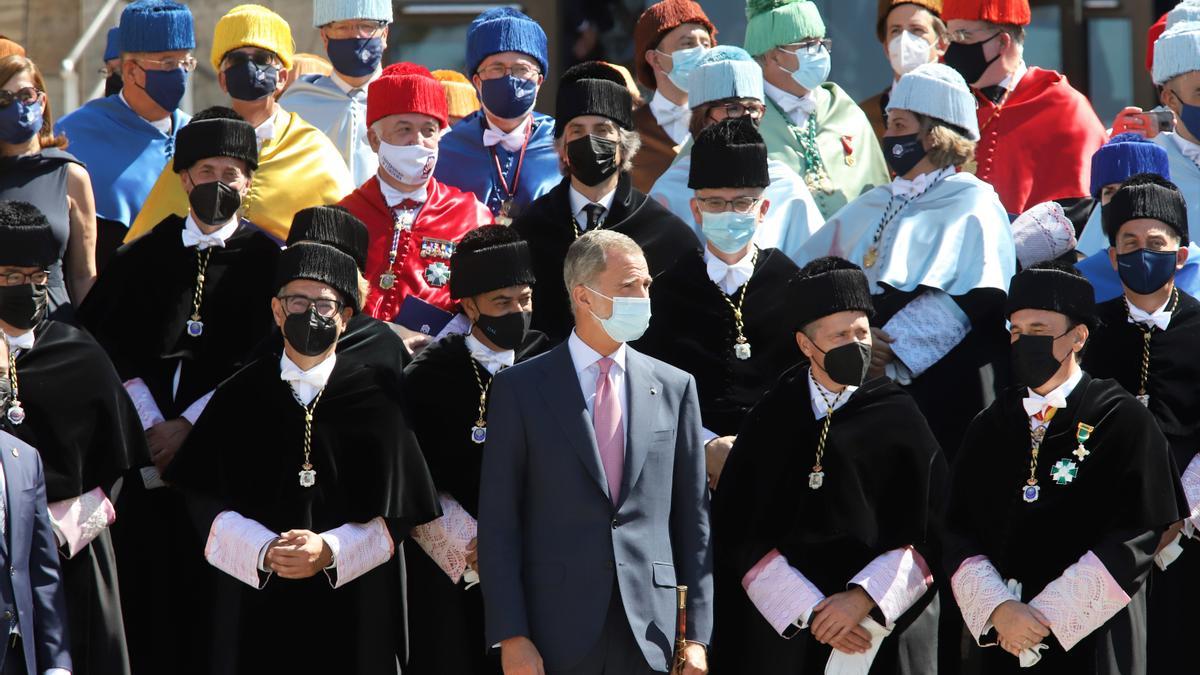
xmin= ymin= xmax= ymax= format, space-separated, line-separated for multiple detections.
xmin=424 ymin=262 xmax=451 ymax=287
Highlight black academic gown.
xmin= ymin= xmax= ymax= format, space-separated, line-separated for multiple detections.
xmin=710 ymin=367 xmax=946 ymax=674
xmin=872 ymin=286 xmax=1010 ymax=461
xmin=76 ymin=213 xmax=280 ymax=675
xmin=1083 ymin=291 xmax=1200 ymax=674
xmin=401 ymin=330 xmax=549 ymax=674
xmin=513 ymin=173 xmax=702 ymax=343
xmin=944 ymin=375 xmax=1185 ymax=675
xmin=164 ymin=354 xmax=441 ymax=675
xmin=0 ymin=320 xmax=147 ymax=675
xmin=634 ymin=247 xmax=801 ymax=437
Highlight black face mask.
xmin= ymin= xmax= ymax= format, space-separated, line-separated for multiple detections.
xmin=0 ymin=284 xmax=48 ymax=331
xmin=1010 ymin=331 xmax=1071 ymax=390
xmin=104 ymin=72 xmax=123 ymax=97
xmin=224 ymin=61 xmax=279 ymax=101
xmin=188 ymin=177 xmax=243 ymax=226
xmin=282 ymin=308 xmax=340 ymax=357
xmin=814 ymin=340 xmax=871 ymax=388
xmin=474 ymin=310 xmax=531 ymax=351
xmin=883 ymin=133 xmax=927 ymax=176
xmin=943 ymin=32 xmax=1002 ymax=85
xmin=566 ymin=134 xmax=619 ymax=187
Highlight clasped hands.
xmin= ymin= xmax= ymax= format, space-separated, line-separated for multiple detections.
xmin=263 ymin=529 xmax=333 ymax=579
xmin=810 ymin=586 xmax=878 ymax=655
xmin=989 ymin=599 xmax=1051 ymax=657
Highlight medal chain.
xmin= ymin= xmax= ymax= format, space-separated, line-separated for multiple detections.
xmin=864 ymin=183 xmax=933 ymax=267
xmin=291 ymin=386 xmax=326 ymax=477
xmin=6 ymin=348 xmax=20 ymax=418
xmin=381 ymin=206 xmax=418 ymax=286
xmin=714 ymin=248 xmax=758 ymax=354
xmin=809 ymin=369 xmax=847 ymax=477
xmin=1123 ymin=288 xmax=1179 ymax=399
xmin=190 ymin=248 xmax=213 ymax=324
xmin=468 ymin=356 xmax=492 ymax=429
xmin=1026 ymin=407 xmax=1056 ymax=489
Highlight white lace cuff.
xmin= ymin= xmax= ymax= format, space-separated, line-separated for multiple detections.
xmin=47 ymin=487 xmax=116 ymax=559
xmin=1181 ymin=454 xmax=1200 ymax=536
xmin=123 ymin=378 xmax=164 ymax=430
xmin=180 ymin=390 xmax=215 ymax=425
xmin=951 ymin=555 xmax=1019 ymax=643
xmin=742 ymin=549 xmax=826 ymax=636
xmin=410 ymin=493 xmax=478 ymax=584
xmin=1028 ymin=550 xmax=1130 ymax=651
xmin=849 ymin=546 xmax=933 ymax=627
xmin=319 ymin=517 xmax=394 ymax=589
xmin=205 ymin=511 xmax=276 ymax=588
xmin=882 ymin=289 xmax=971 ymax=378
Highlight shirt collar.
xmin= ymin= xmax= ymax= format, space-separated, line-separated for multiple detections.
xmin=568 ymin=330 xmax=626 ymax=376
xmin=648 ymin=90 xmax=691 ymax=145
xmin=329 ymin=69 xmax=377 ymax=97
xmin=703 ymin=246 xmax=756 ymax=294
xmin=808 ymin=368 xmax=857 ymax=420
xmin=997 ymin=61 xmax=1028 ymax=93
xmin=255 ymin=108 xmax=286 ymax=148
xmin=1 ymin=329 xmax=34 ymax=353
xmin=378 ymin=178 xmax=429 ymax=207
xmin=891 ymin=166 xmax=955 ymax=198
xmin=482 ymin=116 xmax=531 ymax=152
xmin=465 ymin=333 xmax=515 ymax=375
xmin=764 ymin=81 xmax=817 ymax=121
xmin=1172 ymin=132 xmax=1200 ymax=163
xmin=568 ymin=185 xmax=617 ymax=222
xmin=1125 ymin=295 xmax=1173 ymax=331
xmin=279 ymin=351 xmax=337 ymax=388
xmin=182 ymin=212 xmax=240 ymax=249
xmin=1024 ymin=366 xmax=1083 ymax=417
xmin=120 ymin=90 xmax=173 ymax=133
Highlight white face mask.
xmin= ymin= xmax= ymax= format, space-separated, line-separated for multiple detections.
xmin=377 ymin=140 xmax=438 ymax=185
xmin=888 ymin=30 xmax=934 ymax=77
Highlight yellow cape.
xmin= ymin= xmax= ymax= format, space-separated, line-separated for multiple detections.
xmin=126 ymin=110 xmax=355 ymax=242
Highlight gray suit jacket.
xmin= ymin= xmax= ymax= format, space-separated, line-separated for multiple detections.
xmin=479 ymin=341 xmax=713 ymax=672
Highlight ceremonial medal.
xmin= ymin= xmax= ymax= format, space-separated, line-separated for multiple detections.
xmin=469 ymin=359 xmax=494 ymax=445
xmin=5 ymin=350 xmax=23 ymax=425
xmin=292 ymin=389 xmax=325 ymax=489
xmin=186 ymin=317 xmax=204 ymax=337
xmin=187 ymin=249 xmax=212 ymax=339
xmin=1073 ymin=423 xmax=1093 ymax=462
xmin=717 ymin=250 xmax=757 ymax=363
xmin=299 ymin=464 xmax=316 ymax=488
xmin=807 ymin=370 xmax=847 ymax=491
xmin=378 ymin=271 xmax=396 ymax=290
xmin=808 ymin=470 xmax=824 ymax=490
xmin=1023 ymin=409 xmax=1055 ymax=504
xmin=1022 ymin=482 xmax=1040 ymax=503
xmin=734 ymin=339 xmax=752 ymax=361
xmin=1051 ymin=459 xmax=1078 ymax=485
xmin=424 ymin=261 xmax=451 ymax=287
xmin=496 ymin=200 xmax=514 ymax=226
xmin=5 ymin=402 xmax=24 ymax=426
xmin=1137 ymin=394 xmax=1150 ymax=407
xmin=1128 ymin=289 xmax=1178 ymax=409
xmin=420 ymin=237 xmax=455 ymax=260
xmin=470 ymin=424 xmax=487 ymax=444
xmin=863 ymin=247 xmax=879 ymax=269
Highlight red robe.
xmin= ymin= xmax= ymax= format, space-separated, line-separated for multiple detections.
xmin=972 ymin=67 xmax=1106 ymax=214
xmin=341 ymin=177 xmax=492 ymax=320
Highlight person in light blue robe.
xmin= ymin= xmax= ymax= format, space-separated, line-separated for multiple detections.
xmin=1076 ymin=133 xmax=1175 ymax=257
xmin=278 ymin=0 xmax=394 ymax=186
xmin=648 ymin=46 xmax=824 ymax=262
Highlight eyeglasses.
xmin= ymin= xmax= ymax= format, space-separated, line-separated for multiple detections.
xmin=696 ymin=197 xmax=762 ymax=214
xmin=0 ymin=87 xmax=41 ymax=109
xmin=1 ymin=271 xmax=49 ymax=286
xmin=322 ymin=19 xmax=388 ymax=39
xmin=279 ymin=294 xmax=343 ymax=318
xmin=223 ymin=50 xmax=280 ymax=70
xmin=134 ymin=55 xmax=198 ymax=72
xmin=949 ymin=29 xmax=1000 ymax=44
xmin=782 ymin=39 xmax=832 ymax=56
xmin=476 ymin=63 xmax=541 ymax=81
xmin=707 ymin=101 xmax=766 ymax=122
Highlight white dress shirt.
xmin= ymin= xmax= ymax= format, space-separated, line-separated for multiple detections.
xmin=181 ymin=213 xmax=240 ymax=250
xmin=1126 ymin=295 xmax=1174 ymax=331
xmin=378 ymin=178 xmax=428 ymax=207
xmin=280 ymin=352 xmax=337 ymax=406
xmin=704 ymin=247 xmax=756 ymax=295
xmin=648 ymin=90 xmax=691 ymax=145
xmin=1172 ymin=132 xmax=1200 ymax=165
xmin=1024 ymin=366 xmax=1083 ymax=429
xmin=466 ymin=333 xmax=515 ymax=375
xmin=330 ymin=69 xmax=380 ymax=96
xmin=997 ymin=61 xmax=1028 ymax=94
xmin=890 ymin=166 xmax=956 ymax=198
xmin=254 ymin=108 xmax=287 ymax=148
xmin=568 ymin=185 xmax=617 ymax=231
xmin=764 ymin=80 xmax=818 ymax=128
xmin=808 ymin=370 xmax=857 ymax=420
xmin=120 ymin=90 xmax=172 ymax=134
xmin=567 ymin=331 xmax=628 ymax=428
xmin=2 ymin=329 xmax=34 ymax=353
xmin=482 ymin=117 xmax=531 ymax=152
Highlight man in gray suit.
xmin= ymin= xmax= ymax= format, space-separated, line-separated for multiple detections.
xmin=479 ymin=230 xmax=712 ymax=675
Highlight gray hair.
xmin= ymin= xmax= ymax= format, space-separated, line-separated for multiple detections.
xmin=555 ymin=127 xmax=642 ymax=174
xmin=563 ymin=230 xmax=645 ymax=311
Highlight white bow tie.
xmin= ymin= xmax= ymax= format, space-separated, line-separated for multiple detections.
xmin=778 ymin=93 xmax=817 ymax=118
xmin=706 ymin=255 xmax=753 ymax=294
xmin=280 ymin=367 xmax=328 ymax=390
xmin=1022 ymin=390 xmax=1068 ymax=418
xmin=649 ymin=95 xmax=690 ymax=126
xmin=891 ymin=173 xmax=934 ymax=198
xmin=1127 ymin=302 xmax=1171 ymax=331
xmin=181 ymin=229 xmax=227 ymax=250
xmin=472 ymin=349 xmax=514 ymax=375
xmin=2 ymin=331 xmax=34 ymax=352
xmin=483 ymin=123 xmax=527 ymax=152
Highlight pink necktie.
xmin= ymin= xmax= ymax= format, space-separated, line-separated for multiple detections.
xmin=594 ymin=357 xmax=624 ymax=505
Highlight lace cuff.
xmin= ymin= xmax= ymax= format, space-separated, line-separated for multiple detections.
xmin=742 ymin=549 xmax=826 ymax=636
xmin=1028 ymin=551 xmax=1130 ymax=651
xmin=951 ymin=555 xmax=1019 ymax=642
xmin=1181 ymin=454 xmax=1200 ymax=536
xmin=123 ymin=378 xmax=164 ymax=430
xmin=205 ymin=511 xmax=276 ymax=588
xmin=47 ymin=487 xmax=116 ymax=559
xmin=883 ymin=290 xmax=971 ymax=378
xmin=180 ymin=390 xmax=215 ymax=425
xmin=410 ymin=493 xmax=478 ymax=584
xmin=319 ymin=517 xmax=395 ymax=589
xmin=849 ymin=546 xmax=933 ymax=627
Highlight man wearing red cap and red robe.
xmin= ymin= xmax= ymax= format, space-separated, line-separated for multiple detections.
xmin=941 ymin=0 xmax=1106 ymax=215
xmin=340 ymin=63 xmax=493 ymax=323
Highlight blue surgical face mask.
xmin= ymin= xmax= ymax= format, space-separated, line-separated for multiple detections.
xmin=701 ymin=210 xmax=757 ymax=254
xmin=137 ymin=66 xmax=188 ymax=112
xmin=782 ymin=45 xmax=831 ymax=92
xmin=1172 ymin=90 xmax=1200 ymax=139
xmin=585 ymin=287 xmax=652 ymax=343
xmin=224 ymin=61 xmax=279 ymax=101
xmin=479 ymin=75 xmax=538 ymax=120
xmin=1116 ymin=248 xmax=1179 ymax=295
xmin=659 ymin=45 xmax=707 ymax=92
xmin=0 ymin=99 xmax=43 ymax=144
xmin=326 ymin=37 xmax=384 ymax=78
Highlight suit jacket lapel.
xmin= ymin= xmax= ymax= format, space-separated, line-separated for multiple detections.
xmin=619 ymin=349 xmax=662 ymax=507
xmin=535 ymin=344 xmax=611 ymax=501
